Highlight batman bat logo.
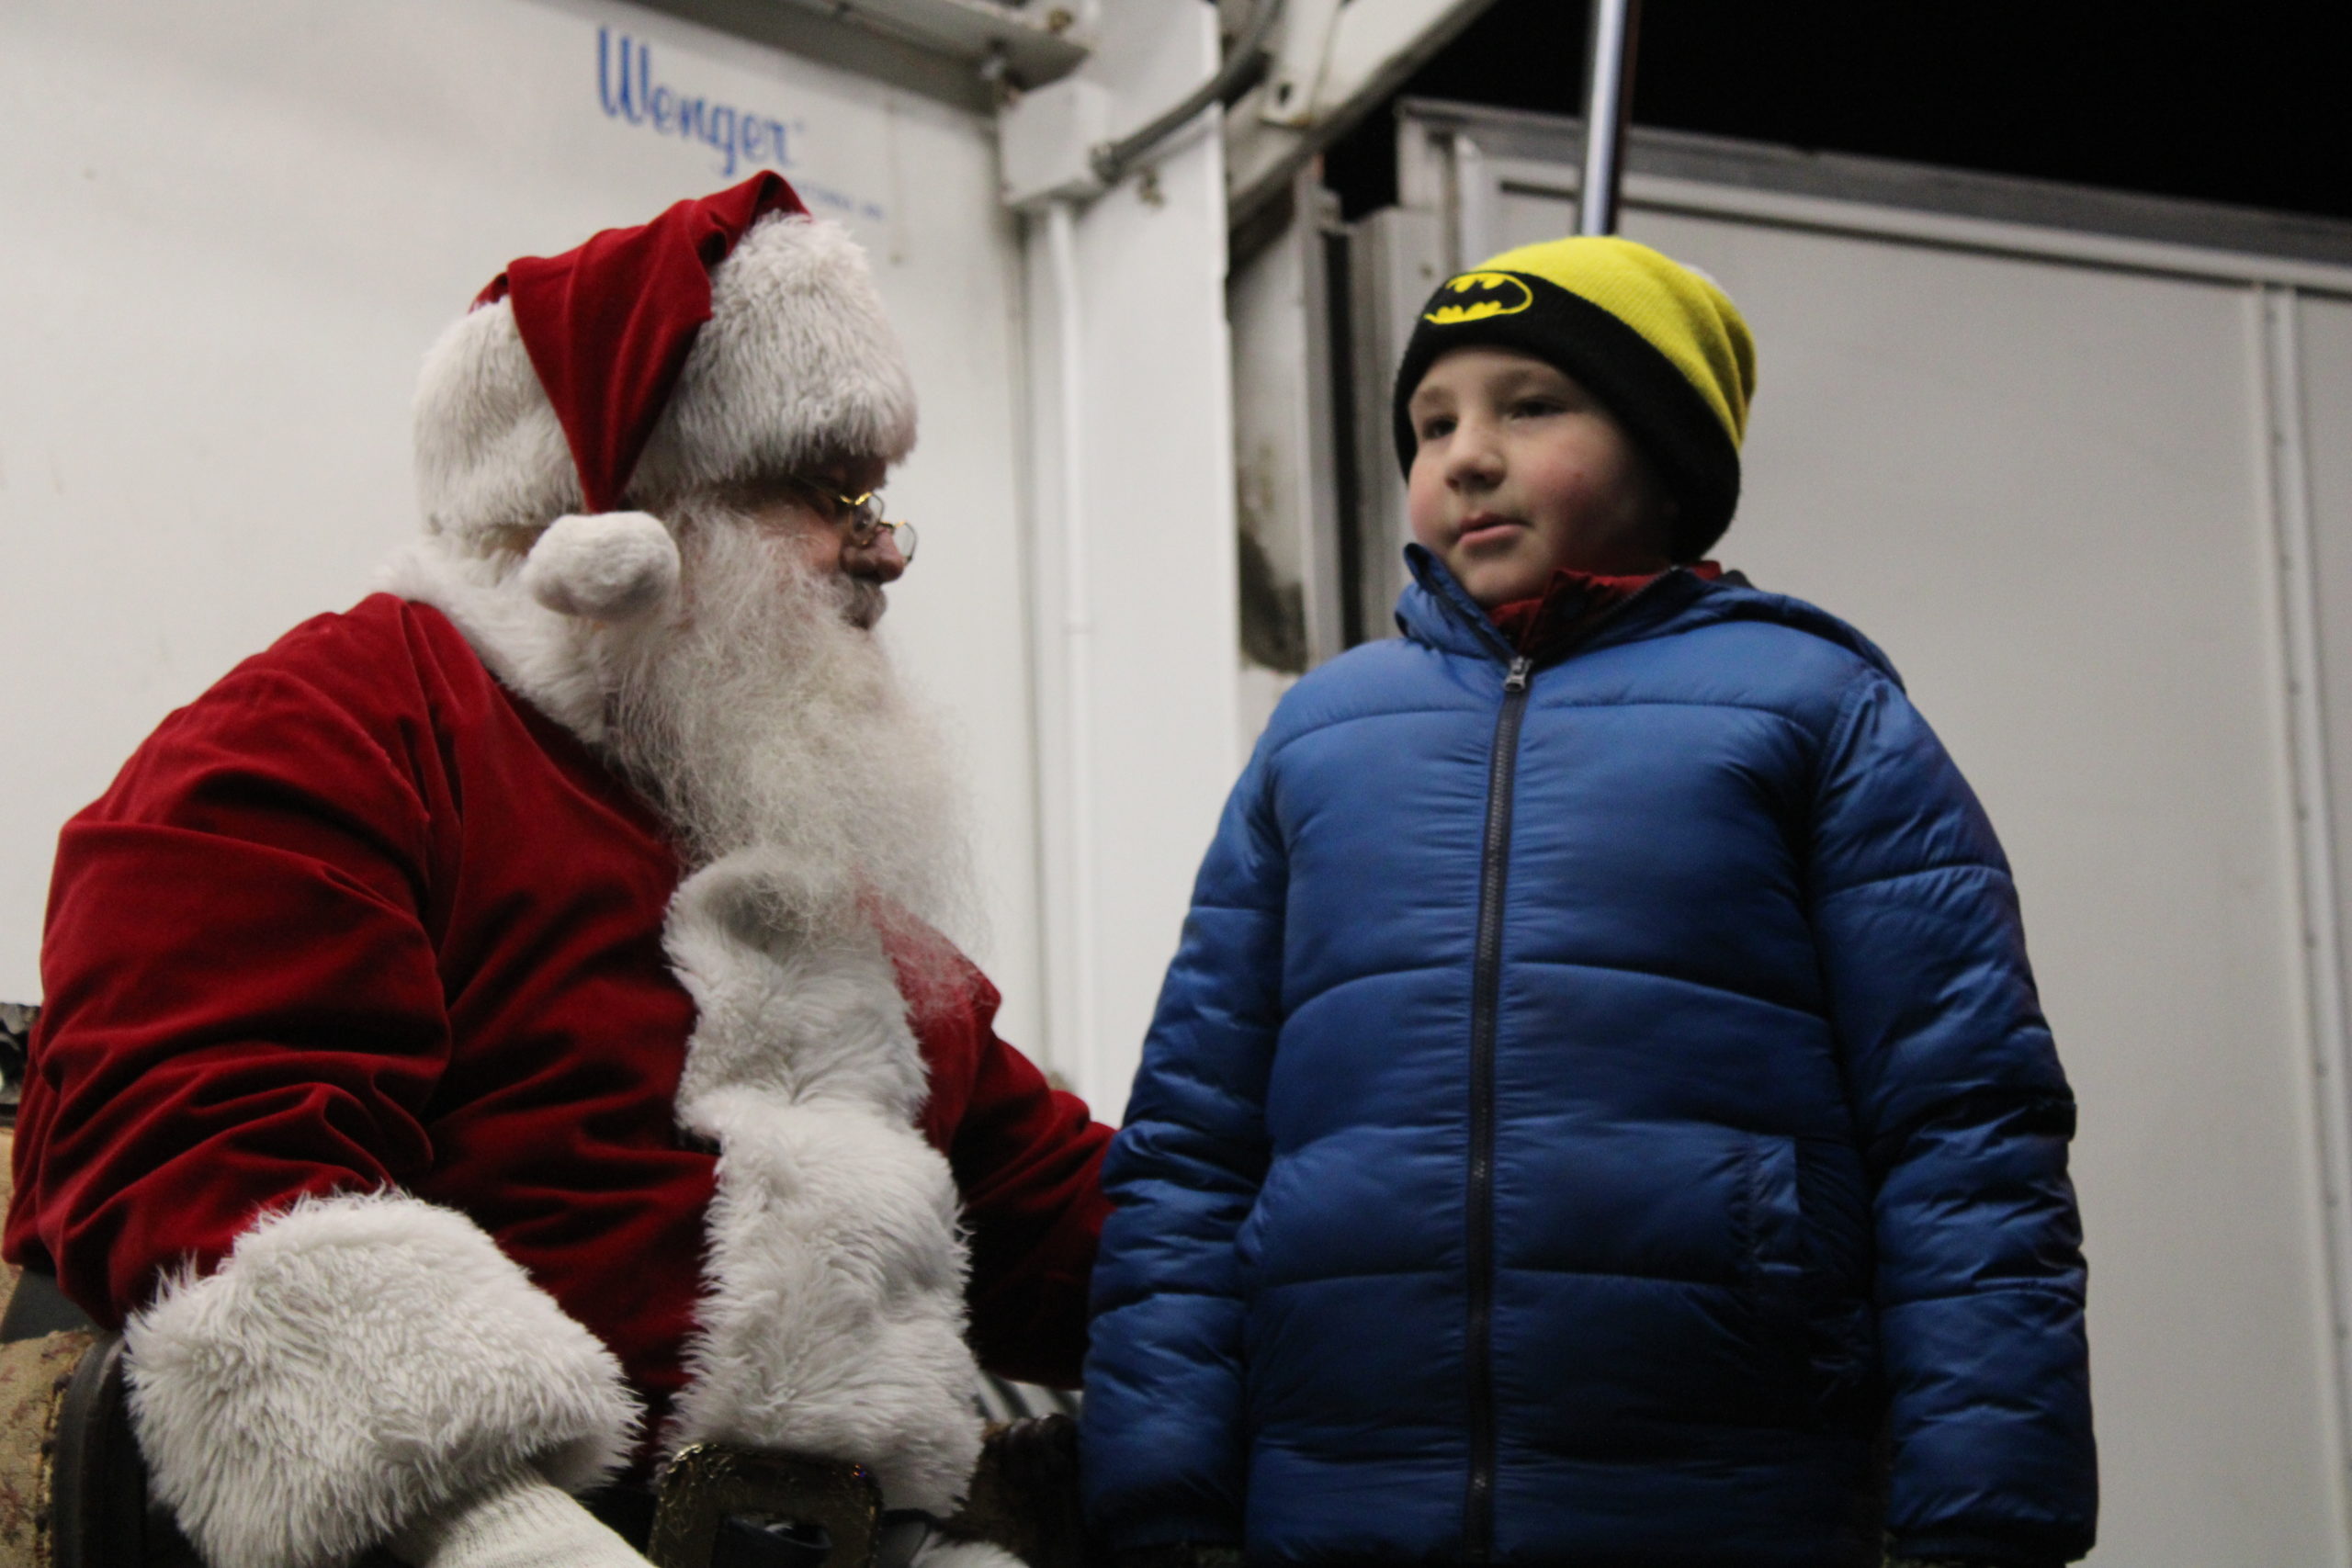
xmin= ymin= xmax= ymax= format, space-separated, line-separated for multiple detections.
xmin=1424 ymin=271 xmax=1534 ymax=325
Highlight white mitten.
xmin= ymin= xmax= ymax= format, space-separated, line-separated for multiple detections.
xmin=388 ymin=1468 xmax=650 ymax=1568
xmin=912 ymin=1539 xmax=1027 ymax=1568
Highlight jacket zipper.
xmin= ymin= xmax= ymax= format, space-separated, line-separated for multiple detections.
xmin=1453 ymin=570 xmax=1684 ymax=1558
xmin=1464 ymin=651 xmax=1532 ymax=1563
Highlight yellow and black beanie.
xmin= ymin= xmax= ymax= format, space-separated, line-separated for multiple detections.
xmin=1391 ymin=235 xmax=1758 ymax=560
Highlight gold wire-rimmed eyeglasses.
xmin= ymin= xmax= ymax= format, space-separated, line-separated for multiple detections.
xmin=786 ymin=479 xmax=918 ymax=565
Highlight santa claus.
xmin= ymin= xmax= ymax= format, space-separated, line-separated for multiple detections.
xmin=5 ymin=175 xmax=1108 ymax=1568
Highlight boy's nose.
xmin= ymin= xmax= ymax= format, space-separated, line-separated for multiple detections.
xmin=1445 ymin=423 xmax=1506 ymax=488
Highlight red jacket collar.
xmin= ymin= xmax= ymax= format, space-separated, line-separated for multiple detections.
xmin=1489 ymin=561 xmax=1723 ymax=660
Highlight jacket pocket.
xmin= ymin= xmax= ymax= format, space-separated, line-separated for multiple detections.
xmin=1746 ymin=1132 xmax=1878 ymax=1421
xmin=1742 ymin=1132 xmax=1806 ymax=1297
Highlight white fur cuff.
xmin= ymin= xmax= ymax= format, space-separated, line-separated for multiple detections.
xmin=126 ymin=1191 xmax=641 ymax=1568
xmin=660 ymin=852 xmax=983 ymax=1517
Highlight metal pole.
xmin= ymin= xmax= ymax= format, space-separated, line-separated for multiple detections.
xmin=1577 ymin=0 xmax=1641 ymax=235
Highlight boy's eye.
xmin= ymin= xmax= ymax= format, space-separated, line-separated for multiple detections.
xmin=1419 ymin=414 xmax=1456 ymax=441
xmin=1510 ymin=397 xmax=1566 ymax=418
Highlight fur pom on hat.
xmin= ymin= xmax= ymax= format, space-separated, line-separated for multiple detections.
xmin=412 ymin=174 xmax=915 ymax=616
xmin=521 ymin=512 xmax=680 ymax=622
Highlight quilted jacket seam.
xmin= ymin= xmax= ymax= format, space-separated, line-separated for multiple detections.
xmin=1257 ymin=702 xmax=1487 ymax=765
xmin=1501 ymin=954 xmax=1825 ymax=1013
xmin=1815 ymin=857 xmax=2010 ymax=901
xmin=1261 ymin=691 xmax=1826 ymax=771
xmin=1880 ymin=1279 xmax=2086 ymax=1309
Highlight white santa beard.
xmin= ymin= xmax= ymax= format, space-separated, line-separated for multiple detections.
xmin=360 ymin=507 xmax=995 ymax=1511
xmin=627 ymin=514 xmax=991 ymax=1504
xmin=594 ymin=510 xmax=977 ymax=967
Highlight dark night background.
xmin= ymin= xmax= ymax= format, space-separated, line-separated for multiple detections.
xmin=1326 ymin=3 xmax=2352 ymax=226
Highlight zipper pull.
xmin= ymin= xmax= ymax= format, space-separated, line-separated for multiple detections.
xmin=1503 ymin=656 xmax=1532 ymax=694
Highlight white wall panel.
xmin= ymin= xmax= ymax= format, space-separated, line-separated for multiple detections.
xmin=1020 ymin=1 xmax=1241 ymax=1118
xmin=2300 ymin=294 xmax=2352 ymax=1058
xmin=1471 ymin=184 xmax=2348 ymax=1565
xmin=2298 ymin=295 xmax=2352 ymax=1535
xmin=0 ymin=0 xmax=1043 ymax=1048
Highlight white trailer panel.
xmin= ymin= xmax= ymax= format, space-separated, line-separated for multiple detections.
xmin=0 ymin=0 xmax=1049 ymax=1039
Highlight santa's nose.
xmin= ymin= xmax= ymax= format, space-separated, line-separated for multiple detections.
xmin=844 ymin=528 xmax=907 ymax=583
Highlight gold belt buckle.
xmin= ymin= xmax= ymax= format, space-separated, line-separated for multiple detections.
xmin=645 ymin=1442 xmax=884 ymax=1568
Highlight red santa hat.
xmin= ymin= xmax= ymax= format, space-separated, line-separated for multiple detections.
xmin=413 ymin=173 xmax=916 ymax=621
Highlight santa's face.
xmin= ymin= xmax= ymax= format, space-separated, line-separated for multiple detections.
xmin=593 ymin=498 xmax=971 ymax=961
xmin=740 ymin=457 xmax=904 ymax=629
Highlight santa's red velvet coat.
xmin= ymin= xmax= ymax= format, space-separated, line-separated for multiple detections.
xmin=7 ymin=591 xmax=1109 ymax=1416
xmin=7 ymin=190 xmax=1078 ymax=1568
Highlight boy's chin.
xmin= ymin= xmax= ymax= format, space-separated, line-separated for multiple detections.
xmin=1451 ymin=558 xmax=1552 ymax=610
xmin=1449 ymin=539 xmax=1674 ymax=606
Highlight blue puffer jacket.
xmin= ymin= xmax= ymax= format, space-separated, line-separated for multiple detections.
xmin=1082 ymin=550 xmax=2095 ymax=1567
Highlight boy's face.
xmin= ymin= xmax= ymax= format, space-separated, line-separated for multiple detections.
xmin=1406 ymin=347 xmax=1675 ymax=607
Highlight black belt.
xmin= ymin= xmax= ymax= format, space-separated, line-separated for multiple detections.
xmin=623 ymin=1443 xmax=943 ymax=1568
xmin=703 ymin=1509 xmax=935 ymax=1568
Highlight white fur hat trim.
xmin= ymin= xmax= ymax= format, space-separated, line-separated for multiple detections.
xmin=522 ymin=512 xmax=681 ymax=621
xmin=414 ymin=213 xmax=916 ymax=542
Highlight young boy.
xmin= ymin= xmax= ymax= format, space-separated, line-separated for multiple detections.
xmin=1080 ymin=237 xmax=2095 ymax=1568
